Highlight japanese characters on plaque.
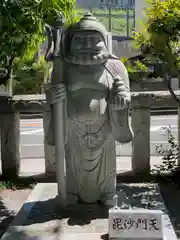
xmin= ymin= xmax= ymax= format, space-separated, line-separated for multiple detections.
xmin=109 ymin=208 xmax=163 ymax=239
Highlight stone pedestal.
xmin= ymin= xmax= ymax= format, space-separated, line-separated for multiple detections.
xmin=1 ymin=183 xmax=177 ymax=240
xmin=0 ymin=113 xmax=20 ymax=179
xmin=131 ymin=107 xmax=151 ymax=174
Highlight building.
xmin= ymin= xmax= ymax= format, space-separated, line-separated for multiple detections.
xmin=135 ymin=0 xmax=148 ymax=32
xmin=76 ymin=0 xmax=134 ymax=9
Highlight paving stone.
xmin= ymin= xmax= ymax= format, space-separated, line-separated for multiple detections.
xmin=1 ymin=183 xmax=178 ymax=239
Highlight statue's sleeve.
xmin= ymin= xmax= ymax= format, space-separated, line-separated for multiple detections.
xmin=107 ymin=59 xmax=134 ymax=144
xmin=44 ymin=82 xmax=67 ymax=146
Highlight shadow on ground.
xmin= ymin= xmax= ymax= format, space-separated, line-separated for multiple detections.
xmin=160 ymin=183 xmax=180 ymax=238
xmin=22 ymin=183 xmax=166 ymax=226
xmin=1 ymin=183 xmax=180 ymax=239
xmin=0 ymin=178 xmax=35 ymax=239
xmin=0 ymin=195 xmax=15 ymax=239
xmin=24 ymin=196 xmax=109 ymax=226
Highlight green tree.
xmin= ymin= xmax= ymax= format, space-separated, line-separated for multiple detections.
xmin=13 ymin=56 xmax=52 ymax=94
xmin=0 ymin=0 xmax=75 ymax=92
xmin=134 ymin=0 xmax=180 ymax=101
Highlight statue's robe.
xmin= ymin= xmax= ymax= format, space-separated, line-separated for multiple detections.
xmin=49 ymin=57 xmax=133 ymax=204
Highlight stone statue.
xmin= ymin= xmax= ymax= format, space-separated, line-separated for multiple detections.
xmin=45 ymin=13 xmax=133 ymax=206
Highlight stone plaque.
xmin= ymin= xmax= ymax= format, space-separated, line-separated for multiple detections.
xmin=109 ymin=208 xmax=163 ymax=239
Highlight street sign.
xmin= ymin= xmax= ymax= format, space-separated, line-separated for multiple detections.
xmin=109 ymin=208 xmax=163 ymax=239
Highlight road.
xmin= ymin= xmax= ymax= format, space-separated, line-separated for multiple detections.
xmin=19 ymin=115 xmax=178 ymax=158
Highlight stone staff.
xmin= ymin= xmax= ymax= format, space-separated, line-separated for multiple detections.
xmin=45 ymin=13 xmax=67 ymax=208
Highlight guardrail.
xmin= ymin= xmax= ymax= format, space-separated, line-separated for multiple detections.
xmin=0 ymin=91 xmax=179 ymax=179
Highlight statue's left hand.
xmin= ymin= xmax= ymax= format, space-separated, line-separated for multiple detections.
xmin=111 ymin=76 xmax=130 ymax=110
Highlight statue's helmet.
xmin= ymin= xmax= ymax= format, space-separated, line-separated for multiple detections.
xmin=62 ymin=13 xmax=112 ymax=65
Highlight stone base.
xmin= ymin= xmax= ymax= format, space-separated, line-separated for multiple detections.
xmin=1 ymin=183 xmax=177 ymax=240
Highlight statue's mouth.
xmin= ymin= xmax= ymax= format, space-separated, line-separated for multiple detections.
xmin=67 ymin=48 xmax=109 ymax=65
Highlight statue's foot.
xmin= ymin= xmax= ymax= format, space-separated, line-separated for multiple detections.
xmin=100 ymin=193 xmax=116 ymax=207
xmin=67 ymin=193 xmax=78 ymax=205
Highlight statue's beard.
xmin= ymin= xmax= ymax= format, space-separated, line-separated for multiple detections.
xmin=67 ymin=49 xmax=109 ymax=65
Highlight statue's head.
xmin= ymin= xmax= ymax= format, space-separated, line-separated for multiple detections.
xmin=63 ymin=13 xmax=111 ymax=65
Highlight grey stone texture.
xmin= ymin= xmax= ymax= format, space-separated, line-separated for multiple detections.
xmin=0 ymin=113 xmax=20 ymax=178
xmin=1 ymin=183 xmax=177 ymax=240
xmin=131 ymin=107 xmax=151 ymax=173
xmin=44 ymin=13 xmax=133 ymax=206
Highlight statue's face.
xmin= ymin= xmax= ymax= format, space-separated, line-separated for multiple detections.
xmin=67 ymin=30 xmax=109 ymax=65
xmin=70 ymin=30 xmax=107 ymax=54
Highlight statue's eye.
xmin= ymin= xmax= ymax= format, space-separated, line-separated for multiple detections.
xmin=75 ymin=36 xmax=84 ymax=46
xmin=72 ymin=36 xmax=83 ymax=50
xmin=96 ymin=37 xmax=101 ymax=44
xmin=83 ymin=36 xmax=88 ymax=47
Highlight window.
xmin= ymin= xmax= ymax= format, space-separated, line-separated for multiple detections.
xmin=107 ymin=0 xmax=118 ymax=5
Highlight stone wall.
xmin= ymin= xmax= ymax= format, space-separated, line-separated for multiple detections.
xmin=130 ymin=78 xmax=179 ymax=92
xmin=130 ymin=80 xmax=167 ymax=92
xmin=0 ymin=91 xmax=179 ymax=179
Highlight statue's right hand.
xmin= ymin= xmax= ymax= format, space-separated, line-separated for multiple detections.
xmin=45 ymin=83 xmax=66 ymax=105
